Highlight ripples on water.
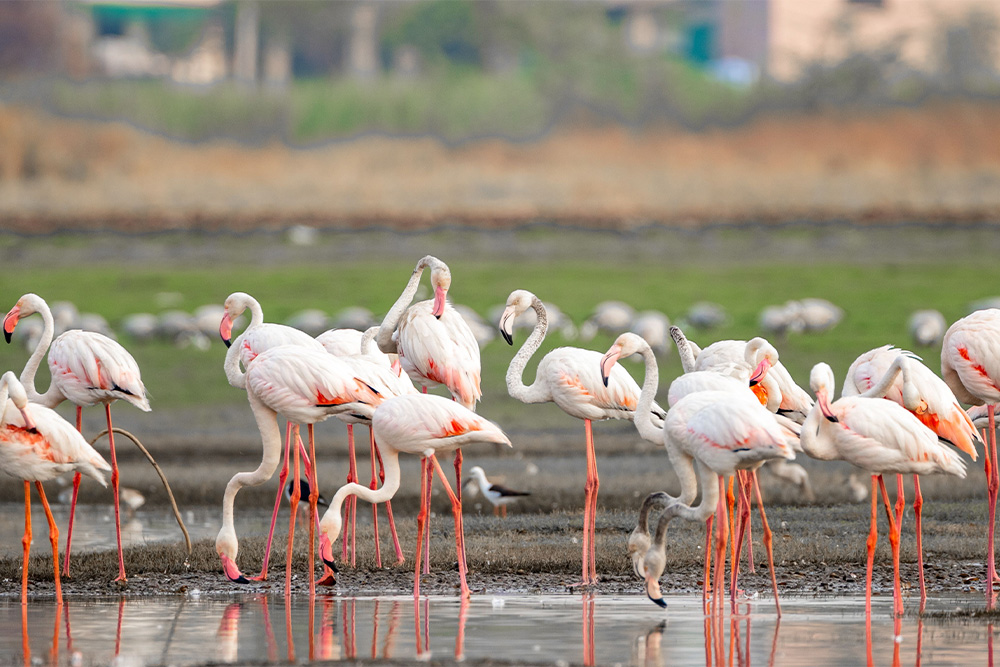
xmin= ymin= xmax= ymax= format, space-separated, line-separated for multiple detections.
xmin=2 ymin=594 xmax=995 ymax=666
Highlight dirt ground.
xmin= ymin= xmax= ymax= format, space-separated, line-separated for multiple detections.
xmin=3 ymin=101 xmax=1000 ymax=232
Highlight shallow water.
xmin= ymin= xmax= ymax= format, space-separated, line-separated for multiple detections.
xmin=3 ymin=593 xmax=996 ymax=666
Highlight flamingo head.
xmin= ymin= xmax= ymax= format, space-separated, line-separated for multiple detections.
xmin=600 ymin=333 xmax=647 ymax=387
xmin=430 ymin=265 xmax=452 ymax=319
xmin=3 ymin=304 xmax=19 ymax=344
xmin=215 ymin=528 xmax=248 ymax=584
xmin=746 ymin=338 xmax=778 ymax=387
xmin=809 ymin=362 xmax=839 ymax=423
xmin=319 ymin=506 xmax=344 ymax=572
xmin=499 ymin=290 xmax=534 ymax=345
xmin=219 ymin=312 xmax=234 ymax=347
xmin=642 ymin=542 xmax=669 ymax=609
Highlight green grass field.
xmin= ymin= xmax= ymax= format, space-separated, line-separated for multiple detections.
xmin=1 ymin=229 xmax=998 ymax=429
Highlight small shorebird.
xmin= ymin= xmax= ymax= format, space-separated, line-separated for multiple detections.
xmin=467 ymin=466 xmax=530 ymax=517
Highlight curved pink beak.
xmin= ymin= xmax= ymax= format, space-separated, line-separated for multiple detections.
xmin=319 ymin=534 xmax=338 ymax=576
xmin=817 ymin=389 xmax=838 ymax=423
xmin=219 ymin=313 xmax=233 ymax=347
xmin=600 ymin=347 xmax=622 ymax=387
xmin=749 ymin=358 xmax=772 ymax=386
xmin=220 ymin=553 xmax=249 ymax=584
xmin=3 ymin=305 xmax=20 ymax=344
xmin=432 ymin=285 xmax=447 ymax=319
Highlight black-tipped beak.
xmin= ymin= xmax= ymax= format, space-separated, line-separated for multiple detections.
xmin=501 ymin=327 xmax=513 ymax=346
xmin=322 ymin=556 xmax=339 ymax=573
xmin=223 ymin=338 xmax=232 ymax=348
xmin=3 ymin=330 xmax=10 ymax=344
xmin=228 ymin=573 xmax=250 ymax=584
xmin=649 ymin=594 xmax=667 ymax=609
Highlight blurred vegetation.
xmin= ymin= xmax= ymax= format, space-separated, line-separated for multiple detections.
xmin=1 ymin=1 xmax=996 ymax=142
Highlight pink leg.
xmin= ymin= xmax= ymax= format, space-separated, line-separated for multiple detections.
xmin=895 ymin=474 xmax=905 ymax=531
xmin=877 ymin=475 xmax=903 ymax=617
xmin=913 ymin=474 xmax=926 ymax=612
xmin=454 ymin=449 xmax=469 ymax=566
xmin=865 ymin=475 xmax=878 ymax=620
xmin=587 ymin=421 xmax=600 ymax=584
xmin=369 ymin=431 xmax=382 ymax=568
xmin=713 ymin=475 xmax=729 ymax=616
xmin=989 ymin=406 xmax=999 ymax=609
xmin=703 ymin=516 xmax=713 ymax=614
xmin=429 ymin=454 xmax=470 ymax=598
xmin=414 ymin=457 xmax=428 ymax=598
xmin=35 ymin=482 xmax=62 ymax=607
xmin=106 ymin=406 xmax=126 ymax=582
xmin=373 ymin=430 xmax=405 ymax=564
xmin=307 ymin=424 xmax=319 ymax=598
xmin=574 ymin=419 xmax=597 ymax=587
xmin=62 ymin=408 xmax=84 ymax=578
xmin=286 ymin=425 xmax=302 ymax=598
xmin=348 ymin=425 xmax=358 ymax=567
xmin=731 ymin=473 xmax=751 ymax=608
xmin=751 ymin=471 xmax=781 ymax=618
xmin=252 ymin=424 xmax=294 ymax=581
xmin=21 ymin=481 xmax=31 ymax=606
xmin=423 ymin=459 xmax=432 ymax=575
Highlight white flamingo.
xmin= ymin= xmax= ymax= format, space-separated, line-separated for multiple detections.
xmin=500 ymin=289 xmax=665 ymax=586
xmin=4 ymin=293 xmax=148 ymax=581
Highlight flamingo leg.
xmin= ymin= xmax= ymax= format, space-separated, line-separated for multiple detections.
xmin=21 ymin=481 xmax=31 ymax=606
xmin=307 ymin=424 xmax=319 ymax=598
xmin=713 ymin=475 xmax=729 ymax=616
xmin=989 ymin=405 xmax=999 ymax=609
xmin=251 ymin=423 xmax=294 ymax=581
xmin=414 ymin=456 xmax=428 ymax=598
xmin=731 ymin=472 xmax=752 ymax=608
xmin=34 ymin=482 xmax=62 ymax=606
xmin=751 ymin=470 xmax=781 ymax=618
xmin=423 ymin=458 xmax=433 ymax=575
xmin=913 ymin=474 xmax=926 ymax=613
xmin=573 ymin=419 xmax=600 ymax=587
xmin=877 ymin=474 xmax=903 ymax=617
xmin=372 ymin=430 xmax=405 ymax=565
xmin=369 ymin=429 xmax=382 ymax=568
xmin=286 ymin=425 xmax=302 ymax=598
xmin=454 ymin=449 xmax=469 ymax=567
xmin=348 ymin=425 xmax=358 ymax=567
xmin=727 ymin=475 xmax=737 ymax=568
xmin=865 ymin=475 xmax=878 ymax=621
xmin=61 ymin=407 xmax=83 ymax=579
xmin=106 ymin=405 xmax=127 ymax=582
xmin=746 ymin=475 xmax=755 ymax=573
xmin=703 ymin=515 xmax=713 ymax=614
xmin=587 ymin=419 xmax=600 ymax=584
xmin=429 ymin=453 xmax=470 ymax=598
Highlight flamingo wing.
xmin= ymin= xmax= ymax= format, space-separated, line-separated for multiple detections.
xmin=241 ymin=323 xmax=324 ymax=365
xmin=396 ymin=302 xmax=482 ymax=409
xmin=0 ymin=401 xmax=110 ymax=484
xmin=48 ymin=330 xmax=149 ymax=410
xmin=372 ymin=393 xmax=510 ymax=455
xmin=942 ymin=312 xmax=1000 ymax=405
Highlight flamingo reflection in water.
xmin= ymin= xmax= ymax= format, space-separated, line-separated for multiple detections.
xmin=692 ymin=611 xmax=780 ymax=667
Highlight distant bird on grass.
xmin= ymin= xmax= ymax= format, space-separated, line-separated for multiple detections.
xmin=467 ymin=466 xmax=530 ymax=517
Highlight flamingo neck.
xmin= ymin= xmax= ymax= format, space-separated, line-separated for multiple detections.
xmin=377 ymin=258 xmax=434 ymax=354
xmin=245 ymin=297 xmax=264 ymax=330
xmin=220 ymin=392 xmax=283 ymax=534
xmin=19 ymin=297 xmax=62 ymax=408
xmin=632 ymin=344 xmax=663 ymax=444
xmin=360 ymin=327 xmax=378 ymax=355
xmin=859 ymin=354 xmax=911 ymax=402
xmin=654 ymin=461 xmax=719 ymax=544
xmin=324 ymin=449 xmax=401 ymax=542
xmin=223 ymin=333 xmax=248 ymax=389
xmin=797 ymin=405 xmax=840 ymax=460
xmin=505 ymin=294 xmax=551 ymax=404
xmin=671 ymin=327 xmax=698 ymax=374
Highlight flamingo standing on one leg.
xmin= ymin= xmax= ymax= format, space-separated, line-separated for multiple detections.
xmin=499 ymin=290 xmax=665 ymax=586
xmin=802 ymin=362 xmax=967 ymax=618
xmin=941 ymin=309 xmax=1000 ymax=609
xmin=843 ymin=345 xmax=981 ymax=610
xmin=215 ymin=345 xmax=382 ymax=597
xmin=0 ymin=371 xmax=111 ymax=605
xmin=318 ymin=393 xmax=512 ymax=599
xmin=376 ymin=256 xmax=482 ymax=573
xmin=4 ymin=293 xmax=149 ymax=582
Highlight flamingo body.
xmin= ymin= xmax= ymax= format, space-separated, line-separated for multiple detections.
xmin=941 ymin=309 xmax=1000 ymax=405
xmin=47 ymin=331 xmax=149 ymax=410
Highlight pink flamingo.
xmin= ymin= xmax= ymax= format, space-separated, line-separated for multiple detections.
xmin=376 ymin=256 xmax=482 ymax=571
xmin=500 ymin=290 xmax=664 ymax=586
xmin=4 ymin=293 xmax=148 ymax=581
xmin=803 ymin=361 xmax=966 ymax=617
xmin=0 ymin=371 xmax=111 ymax=605
xmin=844 ymin=344 xmax=981 ymax=609
xmin=601 ymin=333 xmax=796 ymax=613
xmin=220 ymin=291 xmax=330 ymax=581
xmin=941 ymin=309 xmax=1000 ymax=608
xmin=215 ymin=345 xmax=381 ymax=597
xmin=318 ymin=393 xmax=511 ymax=599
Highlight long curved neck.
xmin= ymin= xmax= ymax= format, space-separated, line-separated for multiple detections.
xmin=859 ymin=355 xmax=911 ymax=401
xmin=360 ymin=327 xmax=378 ymax=355
xmin=19 ymin=300 xmax=60 ymax=407
xmin=653 ymin=461 xmax=719 ymax=545
xmin=670 ymin=326 xmax=698 ymax=373
xmin=377 ymin=259 xmax=433 ymax=354
xmin=328 ymin=449 xmax=401 ymax=540
xmin=224 ymin=333 xmax=248 ymax=389
xmin=506 ymin=295 xmax=551 ymax=404
xmin=221 ymin=392 xmax=283 ymax=532
xmin=246 ymin=298 xmax=264 ymax=330
xmin=633 ymin=345 xmax=663 ymax=443
xmin=797 ymin=407 xmax=840 ymax=460
xmin=636 ymin=492 xmax=671 ymax=535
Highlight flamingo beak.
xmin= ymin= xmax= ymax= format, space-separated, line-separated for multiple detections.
xmin=818 ymin=389 xmax=838 ymax=423
xmin=748 ymin=358 xmax=772 ymax=387
xmin=499 ymin=307 xmax=515 ymax=346
xmin=219 ymin=313 xmax=233 ymax=348
xmin=320 ymin=534 xmax=338 ymax=576
xmin=600 ymin=346 xmax=622 ymax=388
xmin=3 ymin=305 xmax=20 ymax=344
xmin=432 ymin=285 xmax=447 ymax=319
xmin=220 ymin=554 xmax=249 ymax=584
xmin=646 ymin=577 xmax=667 ymax=609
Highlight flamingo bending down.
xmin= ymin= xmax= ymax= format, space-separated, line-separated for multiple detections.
xmin=500 ymin=290 xmax=665 ymax=586
xmin=220 ymin=292 xmax=332 ymax=580
xmin=0 ymin=371 xmax=111 ymax=605
xmin=318 ymin=393 xmax=512 ymax=599
xmin=844 ymin=345 xmax=982 ymax=609
xmin=941 ymin=309 xmax=1000 ymax=608
xmin=215 ymin=345 xmax=382 ymax=597
xmin=4 ymin=293 xmax=149 ymax=582
xmin=601 ymin=333 xmax=795 ymax=613
xmin=803 ymin=362 xmax=967 ymax=617
xmin=376 ymin=256 xmax=482 ymax=573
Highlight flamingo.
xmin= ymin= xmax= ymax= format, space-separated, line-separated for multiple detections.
xmin=844 ymin=344 xmax=982 ymax=609
xmin=500 ymin=289 xmax=665 ymax=586
xmin=376 ymin=255 xmax=482 ymax=571
xmin=601 ymin=333 xmax=796 ymax=613
xmin=466 ymin=465 xmax=531 ymax=517
xmin=0 ymin=371 xmax=111 ymax=605
xmin=220 ymin=291 xmax=333 ymax=580
xmin=4 ymin=293 xmax=149 ymax=582
xmin=316 ymin=327 xmax=415 ymax=568
xmin=941 ymin=309 xmax=1000 ymax=608
xmin=318 ymin=393 xmax=511 ymax=599
xmin=802 ymin=361 xmax=967 ymax=617
xmin=215 ymin=345 xmax=382 ymax=597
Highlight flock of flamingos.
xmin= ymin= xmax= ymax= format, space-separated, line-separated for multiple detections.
xmin=3 ymin=254 xmax=1000 ymax=623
